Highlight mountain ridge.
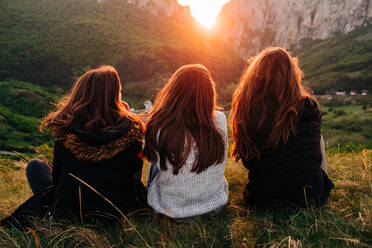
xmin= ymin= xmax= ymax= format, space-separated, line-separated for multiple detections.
xmin=125 ymin=0 xmax=372 ymax=59
xmin=0 ymin=0 xmax=371 ymax=103
xmin=215 ymin=0 xmax=372 ymax=58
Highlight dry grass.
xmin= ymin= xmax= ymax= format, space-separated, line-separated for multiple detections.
xmin=0 ymin=150 xmax=371 ymax=247
xmin=0 ymin=160 xmax=31 ymax=218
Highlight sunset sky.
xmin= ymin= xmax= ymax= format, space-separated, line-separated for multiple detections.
xmin=177 ymin=0 xmax=230 ymax=29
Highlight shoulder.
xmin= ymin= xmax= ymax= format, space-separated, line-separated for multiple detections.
xmin=56 ymin=119 xmax=144 ymax=162
xmin=213 ymin=111 xmax=227 ymax=124
xmin=298 ymin=97 xmax=322 ymax=132
xmin=213 ymin=111 xmax=227 ymax=134
xmin=304 ymin=96 xmax=319 ymax=108
xmin=301 ymin=97 xmax=321 ymax=121
xmin=126 ymin=119 xmax=145 ymax=141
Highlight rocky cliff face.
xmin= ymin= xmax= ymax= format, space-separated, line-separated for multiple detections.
xmin=126 ymin=0 xmax=190 ymax=17
xmin=216 ymin=0 xmax=372 ymax=58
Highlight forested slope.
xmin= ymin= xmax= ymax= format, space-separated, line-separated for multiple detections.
xmin=0 ymin=0 xmax=244 ymax=103
xmin=298 ymin=24 xmax=372 ymax=93
xmin=0 ymin=80 xmax=56 ymax=151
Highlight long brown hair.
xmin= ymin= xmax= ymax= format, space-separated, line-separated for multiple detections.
xmin=143 ymin=64 xmax=225 ymax=175
xmin=41 ymin=65 xmax=144 ymax=136
xmin=231 ymin=47 xmax=313 ymax=161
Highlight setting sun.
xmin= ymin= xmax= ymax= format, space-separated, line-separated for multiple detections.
xmin=178 ymin=0 xmax=230 ymax=29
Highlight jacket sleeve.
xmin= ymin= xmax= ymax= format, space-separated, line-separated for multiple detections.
xmin=52 ymin=142 xmax=62 ymax=186
xmin=126 ymin=140 xmax=144 ymax=181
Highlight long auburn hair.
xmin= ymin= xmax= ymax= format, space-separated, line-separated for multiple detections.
xmin=41 ymin=65 xmax=144 ymax=136
xmin=143 ymin=64 xmax=225 ymax=175
xmin=231 ymin=47 xmax=314 ymax=161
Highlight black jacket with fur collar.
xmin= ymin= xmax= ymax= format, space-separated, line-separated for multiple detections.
xmin=51 ymin=118 xmax=147 ymax=218
xmin=1 ymin=119 xmax=147 ymax=227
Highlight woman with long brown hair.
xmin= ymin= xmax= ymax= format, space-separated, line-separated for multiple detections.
xmin=231 ymin=47 xmax=333 ymax=207
xmin=2 ymin=66 xmax=146 ymax=225
xmin=144 ymin=64 xmax=228 ymax=220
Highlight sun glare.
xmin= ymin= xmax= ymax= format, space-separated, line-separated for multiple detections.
xmin=178 ymin=0 xmax=230 ymax=29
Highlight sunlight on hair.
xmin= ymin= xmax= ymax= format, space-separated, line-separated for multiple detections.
xmin=178 ymin=0 xmax=230 ymax=29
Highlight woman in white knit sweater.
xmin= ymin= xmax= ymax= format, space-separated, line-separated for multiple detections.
xmin=144 ymin=64 xmax=229 ymax=220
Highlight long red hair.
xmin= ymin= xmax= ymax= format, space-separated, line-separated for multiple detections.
xmin=231 ymin=47 xmax=313 ymax=161
xmin=143 ymin=64 xmax=225 ymax=175
xmin=41 ymin=65 xmax=144 ymax=136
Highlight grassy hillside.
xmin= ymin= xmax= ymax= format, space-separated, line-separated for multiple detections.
xmin=0 ymin=80 xmax=57 ymax=151
xmin=0 ymin=150 xmax=371 ymax=247
xmin=0 ymin=0 xmax=243 ymax=107
xmin=0 ymin=79 xmax=370 ymax=151
xmin=298 ymin=23 xmax=372 ymax=94
xmin=322 ymin=105 xmax=372 ymax=150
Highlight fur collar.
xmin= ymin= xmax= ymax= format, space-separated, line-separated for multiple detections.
xmin=53 ymin=122 xmax=143 ymax=162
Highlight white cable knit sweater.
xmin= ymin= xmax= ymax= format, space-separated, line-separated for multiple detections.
xmin=147 ymin=111 xmax=229 ymax=218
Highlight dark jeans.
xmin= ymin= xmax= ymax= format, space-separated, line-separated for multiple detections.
xmin=26 ymin=160 xmax=53 ymax=194
xmin=146 ymin=163 xmax=159 ymax=189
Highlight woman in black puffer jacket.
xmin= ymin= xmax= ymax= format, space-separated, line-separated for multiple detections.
xmin=2 ymin=66 xmax=146 ymax=226
xmin=230 ymin=47 xmax=333 ymax=207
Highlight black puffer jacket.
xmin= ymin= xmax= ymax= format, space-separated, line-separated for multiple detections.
xmin=243 ymin=97 xmax=334 ymax=207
